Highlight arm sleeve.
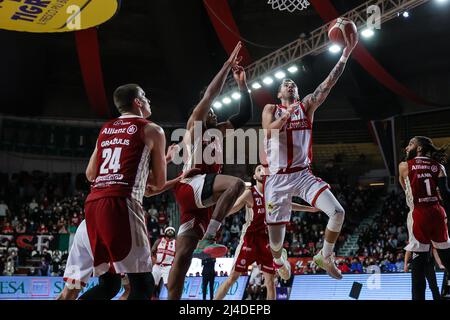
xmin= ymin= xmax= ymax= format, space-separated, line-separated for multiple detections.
xmin=228 ymin=89 xmax=253 ymax=129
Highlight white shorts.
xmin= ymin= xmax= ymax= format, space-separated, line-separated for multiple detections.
xmin=152 ymin=264 xmax=171 ymax=285
xmin=63 ymin=220 xmax=93 ymax=288
xmin=264 ymin=169 xmax=329 ymax=225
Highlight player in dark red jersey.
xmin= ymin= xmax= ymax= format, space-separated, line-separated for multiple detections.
xmin=82 ymin=84 xmax=167 ymax=300
xmin=399 ymin=136 xmax=450 ymax=300
xmin=214 ymin=165 xmax=320 ymax=300
xmin=167 ymin=42 xmax=253 ymax=299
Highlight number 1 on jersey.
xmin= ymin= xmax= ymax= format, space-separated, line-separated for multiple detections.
xmin=424 ymin=178 xmax=432 ymax=196
xmin=100 ymin=147 xmax=122 ymax=174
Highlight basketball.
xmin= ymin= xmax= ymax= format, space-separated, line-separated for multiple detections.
xmin=328 ymin=17 xmax=357 ymax=46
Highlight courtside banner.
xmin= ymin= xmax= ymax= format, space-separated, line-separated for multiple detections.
xmin=0 ymin=276 xmax=126 ymax=299
xmin=159 ymin=276 xmax=249 ymax=300
xmin=0 ymin=0 xmax=120 ymax=33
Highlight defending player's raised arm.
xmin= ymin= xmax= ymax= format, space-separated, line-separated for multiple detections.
xmin=85 ymin=142 xmax=98 ymax=182
xmin=144 ymin=123 xmax=167 ymax=190
xmin=187 ymin=42 xmax=242 ymax=130
xmin=226 ymin=189 xmax=253 ymax=217
xmin=292 ymin=203 xmax=321 ymax=213
xmin=398 ymin=162 xmax=408 ymax=191
xmin=216 ymin=65 xmax=253 ymax=135
xmin=302 ymin=33 xmax=358 ymax=119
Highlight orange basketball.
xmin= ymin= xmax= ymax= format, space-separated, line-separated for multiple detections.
xmin=328 ymin=17 xmax=357 ymax=47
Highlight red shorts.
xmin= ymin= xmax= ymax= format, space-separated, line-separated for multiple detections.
xmin=173 ymin=176 xmax=214 ymax=238
xmin=405 ymin=204 xmax=450 ymax=252
xmin=84 ymin=197 xmax=152 ymax=276
xmin=233 ymin=231 xmax=275 ymax=274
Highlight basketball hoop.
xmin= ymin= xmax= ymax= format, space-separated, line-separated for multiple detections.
xmin=267 ymin=0 xmax=310 ymax=13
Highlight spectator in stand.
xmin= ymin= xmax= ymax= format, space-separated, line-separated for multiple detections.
xmin=0 ymin=200 xmax=9 ymax=221
xmin=37 ymin=223 xmax=48 ymax=234
xmin=58 ymin=223 xmax=68 ymax=234
xmin=147 ymin=214 xmax=160 ymax=245
xmin=148 ymin=204 xmax=158 ymax=218
xmin=338 ymin=259 xmax=351 ymax=274
xmin=2 ymin=222 xmax=14 ymax=234
xmin=230 ymin=223 xmax=240 ymax=239
xmin=350 ymin=257 xmax=363 ymax=273
xmin=16 ymin=222 xmax=26 ymax=234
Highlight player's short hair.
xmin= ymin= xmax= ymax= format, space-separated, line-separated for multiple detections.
xmin=113 ymin=84 xmax=141 ymax=114
xmin=278 ymin=78 xmax=297 ymax=92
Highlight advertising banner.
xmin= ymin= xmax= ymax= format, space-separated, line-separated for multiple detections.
xmin=0 ymin=276 xmax=125 ymax=300
xmin=290 ymin=272 xmax=445 ymax=300
xmin=0 ymin=0 xmax=121 ymax=33
xmin=159 ymin=276 xmax=249 ymax=300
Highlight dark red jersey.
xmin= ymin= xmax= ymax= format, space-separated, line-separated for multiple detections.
xmin=243 ymin=186 xmax=266 ymax=234
xmin=182 ymin=127 xmax=222 ymax=175
xmin=406 ymin=156 xmax=442 ymax=208
xmin=86 ymin=115 xmax=152 ymax=203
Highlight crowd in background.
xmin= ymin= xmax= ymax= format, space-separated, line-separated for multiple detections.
xmin=0 ymin=169 xmax=438 ymax=278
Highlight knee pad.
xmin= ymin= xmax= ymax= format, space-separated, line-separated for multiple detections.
xmin=326 ymin=208 xmax=345 ymax=232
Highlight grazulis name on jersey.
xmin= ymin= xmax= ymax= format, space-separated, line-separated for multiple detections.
xmin=100 ymin=138 xmax=130 ymax=147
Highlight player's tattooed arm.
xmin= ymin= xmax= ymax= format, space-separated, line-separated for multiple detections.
xmin=303 ymin=33 xmax=358 ymax=118
xmin=226 ymin=189 xmax=253 ymax=217
xmin=187 ymin=42 xmax=242 ymax=130
xmin=302 ymin=60 xmax=346 ymax=117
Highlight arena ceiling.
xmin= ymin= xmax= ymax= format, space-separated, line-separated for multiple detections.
xmin=0 ymin=0 xmax=449 ymax=123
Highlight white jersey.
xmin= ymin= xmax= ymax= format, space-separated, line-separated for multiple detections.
xmin=155 ymin=237 xmax=176 ymax=266
xmin=264 ymin=102 xmax=313 ymax=175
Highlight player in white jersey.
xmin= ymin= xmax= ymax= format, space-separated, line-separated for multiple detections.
xmin=214 ymin=165 xmax=320 ymax=300
xmin=152 ymin=227 xmax=176 ymax=293
xmin=262 ymin=33 xmax=358 ymax=280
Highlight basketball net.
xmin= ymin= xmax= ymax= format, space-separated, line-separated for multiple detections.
xmin=267 ymin=0 xmax=310 ymax=13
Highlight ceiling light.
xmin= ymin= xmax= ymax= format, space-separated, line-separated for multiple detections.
xmin=274 ymin=71 xmax=286 ymax=79
xmin=329 ymin=44 xmax=341 ymax=53
xmin=252 ymin=82 xmax=262 ymax=89
xmin=263 ymin=77 xmax=274 ymax=85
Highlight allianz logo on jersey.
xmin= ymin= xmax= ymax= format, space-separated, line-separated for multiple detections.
xmin=102 ymin=125 xmax=138 ymax=135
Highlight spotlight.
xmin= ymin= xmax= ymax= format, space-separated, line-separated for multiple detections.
xmin=287 ymin=65 xmax=298 ymax=73
xmin=274 ymin=71 xmax=286 ymax=79
xmin=222 ymin=97 xmax=232 ymax=105
xmin=329 ymin=44 xmax=341 ymax=53
xmin=263 ymin=77 xmax=274 ymax=85
xmin=361 ymin=28 xmax=374 ymax=38
xmin=231 ymin=92 xmax=241 ymax=100
xmin=252 ymin=82 xmax=262 ymax=89
xmin=213 ymin=101 xmax=222 ymax=109
xmin=402 ymin=11 xmax=409 ymax=18
xmin=436 ymin=0 xmax=448 ymax=3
